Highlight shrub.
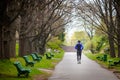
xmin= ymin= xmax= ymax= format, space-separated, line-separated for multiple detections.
xmin=47 ymin=37 xmax=63 ymax=51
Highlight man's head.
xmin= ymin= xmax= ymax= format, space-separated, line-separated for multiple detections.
xmin=78 ymin=40 xmax=81 ymax=43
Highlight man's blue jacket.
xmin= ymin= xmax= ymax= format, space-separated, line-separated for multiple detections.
xmin=75 ymin=43 xmax=84 ymax=51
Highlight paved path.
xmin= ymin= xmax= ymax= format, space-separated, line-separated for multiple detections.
xmin=48 ymin=52 xmax=119 ymax=80
xmin=62 ymin=46 xmax=76 ymax=52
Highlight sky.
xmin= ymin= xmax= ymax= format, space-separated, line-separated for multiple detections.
xmin=64 ymin=15 xmax=85 ymax=45
xmin=64 ymin=0 xmax=87 ymax=45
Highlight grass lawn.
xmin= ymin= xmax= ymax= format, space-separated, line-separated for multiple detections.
xmin=0 ymin=51 xmax=64 ymax=80
xmin=84 ymin=52 xmax=120 ymax=71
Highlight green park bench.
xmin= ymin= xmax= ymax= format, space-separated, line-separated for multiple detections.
xmin=14 ymin=61 xmax=31 ymax=77
xmin=33 ymin=52 xmax=42 ymax=59
xmin=108 ymin=59 xmax=120 ymax=68
xmin=108 ymin=60 xmax=114 ymax=68
xmin=114 ymin=60 xmax=120 ymax=65
xmin=96 ymin=54 xmax=107 ymax=62
xmin=31 ymin=54 xmax=41 ymax=61
xmin=45 ymin=53 xmax=52 ymax=59
xmin=102 ymin=54 xmax=107 ymax=62
xmin=50 ymin=52 xmax=54 ymax=57
xmin=23 ymin=56 xmax=35 ymax=67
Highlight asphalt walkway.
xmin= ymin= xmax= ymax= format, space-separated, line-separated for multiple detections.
xmin=48 ymin=52 xmax=119 ymax=80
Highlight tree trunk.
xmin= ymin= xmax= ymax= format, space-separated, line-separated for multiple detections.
xmin=115 ymin=0 xmax=120 ymax=57
xmin=0 ymin=26 xmax=2 ymax=58
xmin=117 ymin=38 xmax=120 ymax=57
xmin=38 ymin=42 xmax=46 ymax=55
xmin=90 ymin=43 xmax=95 ymax=54
xmin=19 ymin=36 xmax=31 ymax=56
xmin=9 ymin=23 xmax=16 ymax=58
xmin=33 ymin=40 xmax=45 ymax=55
xmin=108 ymin=34 xmax=116 ymax=57
xmin=0 ymin=0 xmax=16 ymax=59
xmin=19 ymin=37 xmax=26 ymax=56
xmin=116 ymin=15 xmax=120 ymax=57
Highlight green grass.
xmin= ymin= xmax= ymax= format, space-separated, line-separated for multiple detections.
xmin=16 ymin=42 xmax=19 ymax=56
xmin=85 ymin=52 xmax=120 ymax=71
xmin=0 ymin=51 xmax=64 ymax=80
xmin=35 ymin=51 xmax=64 ymax=69
xmin=84 ymin=52 xmax=98 ymax=60
xmin=85 ymin=52 xmax=108 ymax=64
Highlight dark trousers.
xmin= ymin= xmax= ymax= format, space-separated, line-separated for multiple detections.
xmin=77 ymin=50 xmax=82 ymax=61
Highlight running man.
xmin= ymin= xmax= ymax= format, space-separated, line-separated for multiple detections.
xmin=75 ymin=40 xmax=84 ymax=64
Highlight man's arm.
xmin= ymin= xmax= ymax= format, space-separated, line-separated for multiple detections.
xmin=75 ymin=44 xmax=78 ymax=49
xmin=81 ymin=44 xmax=84 ymax=50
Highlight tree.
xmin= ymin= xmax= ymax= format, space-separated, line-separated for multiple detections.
xmin=0 ymin=0 xmax=23 ymax=59
xmin=113 ymin=0 xmax=120 ymax=57
xmin=30 ymin=0 xmax=71 ymax=54
xmin=75 ymin=0 xmax=117 ymax=57
xmin=19 ymin=0 xmax=39 ymax=56
xmin=0 ymin=0 xmax=71 ymax=58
